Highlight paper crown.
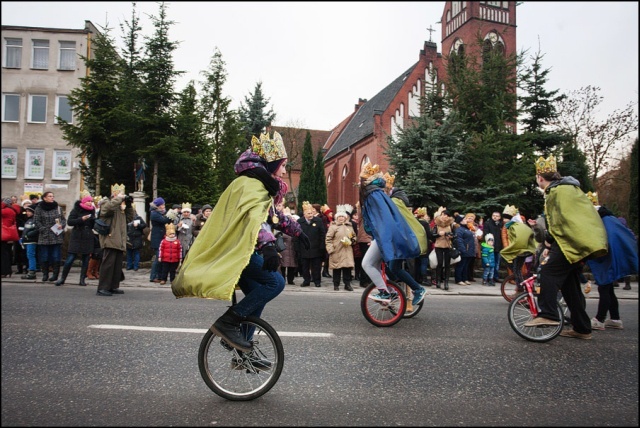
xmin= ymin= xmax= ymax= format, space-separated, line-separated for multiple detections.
xmin=586 ymin=191 xmax=599 ymax=206
xmin=335 ymin=204 xmax=349 ymax=218
xmin=321 ymin=204 xmax=332 ymax=214
xmin=110 ymin=183 xmax=125 ymax=195
xmin=251 ymin=131 xmax=287 ymax=163
xmin=343 ymin=203 xmax=354 ymax=215
xmin=535 ymin=155 xmax=557 ymax=175
xmin=383 ymin=172 xmax=395 ymax=190
xmin=302 ymin=201 xmax=313 ymax=213
xmin=93 ymin=195 xmax=103 ymax=204
xmin=414 ymin=207 xmax=427 ymax=217
xmin=503 ymin=204 xmax=518 ymax=217
xmin=165 ymin=223 xmax=176 ymax=234
xmin=80 ymin=189 xmax=91 ymax=199
xmin=360 ymin=162 xmax=381 ymax=181
xmin=181 ymin=202 xmax=192 ymax=211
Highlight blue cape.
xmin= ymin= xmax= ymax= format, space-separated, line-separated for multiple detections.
xmin=362 ymin=187 xmax=420 ymax=263
xmin=586 ymin=215 xmax=639 ymax=284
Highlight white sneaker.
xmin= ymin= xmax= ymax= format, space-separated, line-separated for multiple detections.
xmin=604 ymin=319 xmax=624 ymax=329
xmin=590 ymin=317 xmax=605 ymax=330
xmin=464 ymin=281 xmax=472 ymax=285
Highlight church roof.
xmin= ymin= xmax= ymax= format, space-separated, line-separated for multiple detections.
xmin=323 ymin=62 xmax=417 ymax=160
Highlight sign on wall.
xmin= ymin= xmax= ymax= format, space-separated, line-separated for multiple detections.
xmin=2 ymin=148 xmax=18 ymax=178
xmin=53 ymin=150 xmax=71 ymax=180
xmin=25 ymin=149 xmax=45 ymax=180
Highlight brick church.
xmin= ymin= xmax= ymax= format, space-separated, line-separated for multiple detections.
xmin=321 ymin=1 xmax=517 ymax=209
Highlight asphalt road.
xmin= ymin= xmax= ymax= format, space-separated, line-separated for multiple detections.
xmin=1 ymin=281 xmax=638 ymax=427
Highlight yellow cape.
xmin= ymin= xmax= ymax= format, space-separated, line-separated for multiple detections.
xmin=171 ymin=176 xmax=271 ymax=300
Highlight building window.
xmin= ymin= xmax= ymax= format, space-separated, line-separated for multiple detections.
xmin=28 ymin=95 xmax=47 ymax=123
xmin=342 ymin=165 xmax=348 ymax=179
xmin=25 ymin=148 xmax=45 ymax=179
xmin=2 ymin=93 xmax=20 ymax=122
xmin=58 ymin=41 xmax=76 ymax=70
xmin=53 ymin=150 xmax=72 ymax=180
xmin=2 ymin=148 xmax=18 ymax=179
xmin=4 ymin=38 xmax=22 ymax=68
xmin=327 ymin=172 xmax=332 ymax=186
xmin=55 ymin=95 xmax=72 ymax=124
xmin=32 ymin=39 xmax=49 ymax=69
xmin=360 ymin=156 xmax=371 ymax=173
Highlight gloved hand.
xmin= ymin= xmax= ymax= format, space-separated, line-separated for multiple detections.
xmin=298 ymin=232 xmax=311 ymax=250
xmin=262 ymin=245 xmax=280 ymax=271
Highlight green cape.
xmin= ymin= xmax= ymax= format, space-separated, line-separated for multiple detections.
xmin=391 ymin=197 xmax=428 ymax=255
xmin=545 ymin=183 xmax=607 ymax=264
xmin=500 ymin=222 xmax=537 ymax=263
xmin=171 ymin=176 xmax=271 ymax=300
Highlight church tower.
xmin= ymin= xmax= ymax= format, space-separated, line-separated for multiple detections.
xmin=441 ymin=1 xmax=517 ymax=64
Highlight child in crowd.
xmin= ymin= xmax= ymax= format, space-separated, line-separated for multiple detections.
xmin=19 ymin=205 xmax=38 ymax=280
xmin=158 ymin=223 xmax=182 ymax=285
xmin=481 ymin=233 xmax=496 ymax=286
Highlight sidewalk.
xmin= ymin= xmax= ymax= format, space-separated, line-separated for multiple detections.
xmin=4 ymin=266 xmax=638 ymax=300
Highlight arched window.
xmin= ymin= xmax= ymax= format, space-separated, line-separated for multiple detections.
xmin=360 ymin=155 xmax=371 ymax=173
xmin=342 ymin=165 xmax=348 ymax=179
xmin=327 ymin=172 xmax=332 ymax=186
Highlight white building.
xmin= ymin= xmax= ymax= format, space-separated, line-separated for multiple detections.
xmin=2 ymin=21 xmax=100 ymax=214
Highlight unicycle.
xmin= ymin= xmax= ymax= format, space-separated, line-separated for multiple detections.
xmin=360 ymin=263 xmax=407 ymax=327
xmin=198 ymin=290 xmax=284 ymax=400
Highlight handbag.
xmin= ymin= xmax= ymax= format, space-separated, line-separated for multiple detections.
xmin=274 ymin=233 xmax=286 ymax=253
xmin=93 ymin=218 xmax=111 ymax=236
xmin=2 ymin=223 xmax=20 ymax=242
xmin=428 ymin=249 xmax=438 ymax=269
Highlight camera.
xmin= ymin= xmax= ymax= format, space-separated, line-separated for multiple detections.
xmin=445 ymin=232 xmax=454 ymax=237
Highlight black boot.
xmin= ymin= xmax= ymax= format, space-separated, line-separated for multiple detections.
xmin=21 ymin=270 xmax=36 ymax=280
xmin=79 ymin=262 xmax=88 ymax=286
xmin=48 ymin=262 xmax=60 ymax=282
xmin=41 ymin=263 xmax=49 ymax=282
xmin=55 ymin=263 xmax=71 ymax=286
xmin=344 ymin=282 xmax=354 ymax=291
xmin=334 ymin=280 xmax=340 ymax=291
xmin=211 ymin=308 xmax=252 ymax=352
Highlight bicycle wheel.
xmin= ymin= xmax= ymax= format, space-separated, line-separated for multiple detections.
xmin=360 ymin=282 xmax=407 ymax=327
xmin=198 ymin=316 xmax=284 ymax=401
xmin=500 ymin=274 xmax=519 ymax=302
xmin=507 ymin=293 xmax=565 ymax=342
xmin=397 ymin=282 xmax=424 ymax=318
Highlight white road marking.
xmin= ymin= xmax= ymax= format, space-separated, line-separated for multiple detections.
xmin=88 ymin=324 xmax=334 ymax=337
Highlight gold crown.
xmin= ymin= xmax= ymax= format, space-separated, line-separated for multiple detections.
xmin=302 ymin=201 xmax=313 ymax=213
xmin=535 ymin=155 xmax=557 ymax=175
xmin=165 ymin=223 xmax=176 ymax=235
xmin=251 ymin=131 xmax=287 ymax=163
xmin=321 ymin=204 xmax=332 ymax=214
xmin=359 ymin=162 xmax=380 ymax=180
xmin=503 ymin=204 xmax=518 ymax=217
xmin=414 ymin=207 xmax=427 ymax=217
xmin=181 ymin=202 xmax=192 ymax=211
xmin=80 ymin=189 xmax=91 ymax=200
xmin=110 ymin=183 xmax=125 ymax=195
xmin=383 ymin=172 xmax=395 ymax=190
xmin=586 ymin=191 xmax=599 ymax=206
xmin=93 ymin=195 xmax=103 ymax=204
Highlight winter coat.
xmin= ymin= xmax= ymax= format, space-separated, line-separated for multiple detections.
xmin=484 ymin=219 xmax=504 ymax=252
xmin=455 ymin=224 xmax=477 ymax=257
xmin=159 ymin=237 xmax=182 ymax=263
xmin=150 ymin=204 xmax=173 ymax=250
xmin=1 ymin=201 xmax=21 ymax=242
xmin=176 ymin=214 xmax=196 ymax=257
xmin=192 ymin=213 xmax=209 ymax=238
xmin=297 ymin=215 xmax=326 ymax=259
xmin=325 ymin=220 xmax=355 ymax=269
xmin=279 ymin=232 xmax=298 ymax=268
xmin=21 ymin=216 xmax=38 ymax=244
xmin=127 ymin=214 xmax=147 ymax=250
xmin=34 ymin=200 xmax=66 ymax=245
xmin=66 ymin=201 xmax=96 ymax=255
xmin=98 ymin=196 xmax=135 ymax=252
xmin=432 ymin=215 xmax=454 ymax=249
xmin=481 ymin=242 xmax=495 ymax=268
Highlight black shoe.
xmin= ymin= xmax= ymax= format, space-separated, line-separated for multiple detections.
xmin=322 ymin=272 xmax=332 ymax=278
xmin=211 ymin=309 xmax=252 ymax=352
xmin=623 ymin=286 xmax=631 ymax=290
xmin=345 ymin=284 xmax=354 ymax=291
xmin=287 ymin=281 xmax=295 ymax=285
xmin=111 ymin=289 xmax=124 ymax=294
xmin=315 ymin=283 xmax=322 ymax=287
xmin=360 ymin=283 xmax=367 ymax=288
xmin=97 ymin=290 xmax=113 ymax=296
xmin=301 ymin=282 xmax=310 ymax=287
xmin=334 ymin=286 xmax=340 ymax=291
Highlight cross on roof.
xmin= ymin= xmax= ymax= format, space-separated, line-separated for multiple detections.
xmin=427 ymin=24 xmax=435 ymax=42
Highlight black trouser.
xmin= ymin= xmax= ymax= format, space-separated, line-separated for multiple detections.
xmin=594 ymin=283 xmax=620 ymax=322
xmin=358 ymin=243 xmax=372 ymax=285
xmin=537 ymin=242 xmax=591 ymax=334
xmin=281 ymin=266 xmax=296 ymax=284
xmin=301 ymin=256 xmax=322 ymax=285
xmin=332 ymin=267 xmax=352 ymax=287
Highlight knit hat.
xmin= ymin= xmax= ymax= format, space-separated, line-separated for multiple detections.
xmin=25 ymin=206 xmax=35 ymax=213
xmin=153 ymin=197 xmax=165 ymax=206
xmin=81 ymin=195 xmax=93 ymax=204
xmin=21 ymin=199 xmax=32 ymax=207
xmin=202 ymin=204 xmax=212 ymax=211
xmin=2 ymin=198 xmax=12 ymax=205
xmin=485 ymin=233 xmax=495 ymax=243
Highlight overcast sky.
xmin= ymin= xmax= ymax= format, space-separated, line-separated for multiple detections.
xmin=2 ymin=1 xmax=638 ymax=134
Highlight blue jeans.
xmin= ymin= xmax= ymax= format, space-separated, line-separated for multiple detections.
xmin=150 ymin=248 xmax=160 ymax=280
xmin=234 ymin=251 xmax=285 ymax=320
xmin=388 ymin=259 xmax=422 ymax=292
xmin=62 ymin=252 xmax=90 ymax=274
xmin=455 ymin=256 xmax=473 ymax=283
xmin=25 ymin=244 xmax=37 ymax=271
xmin=39 ymin=244 xmax=61 ymax=264
xmin=482 ymin=266 xmax=494 ymax=282
xmin=493 ymin=250 xmax=501 ymax=279
xmin=126 ymin=248 xmax=140 ymax=270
